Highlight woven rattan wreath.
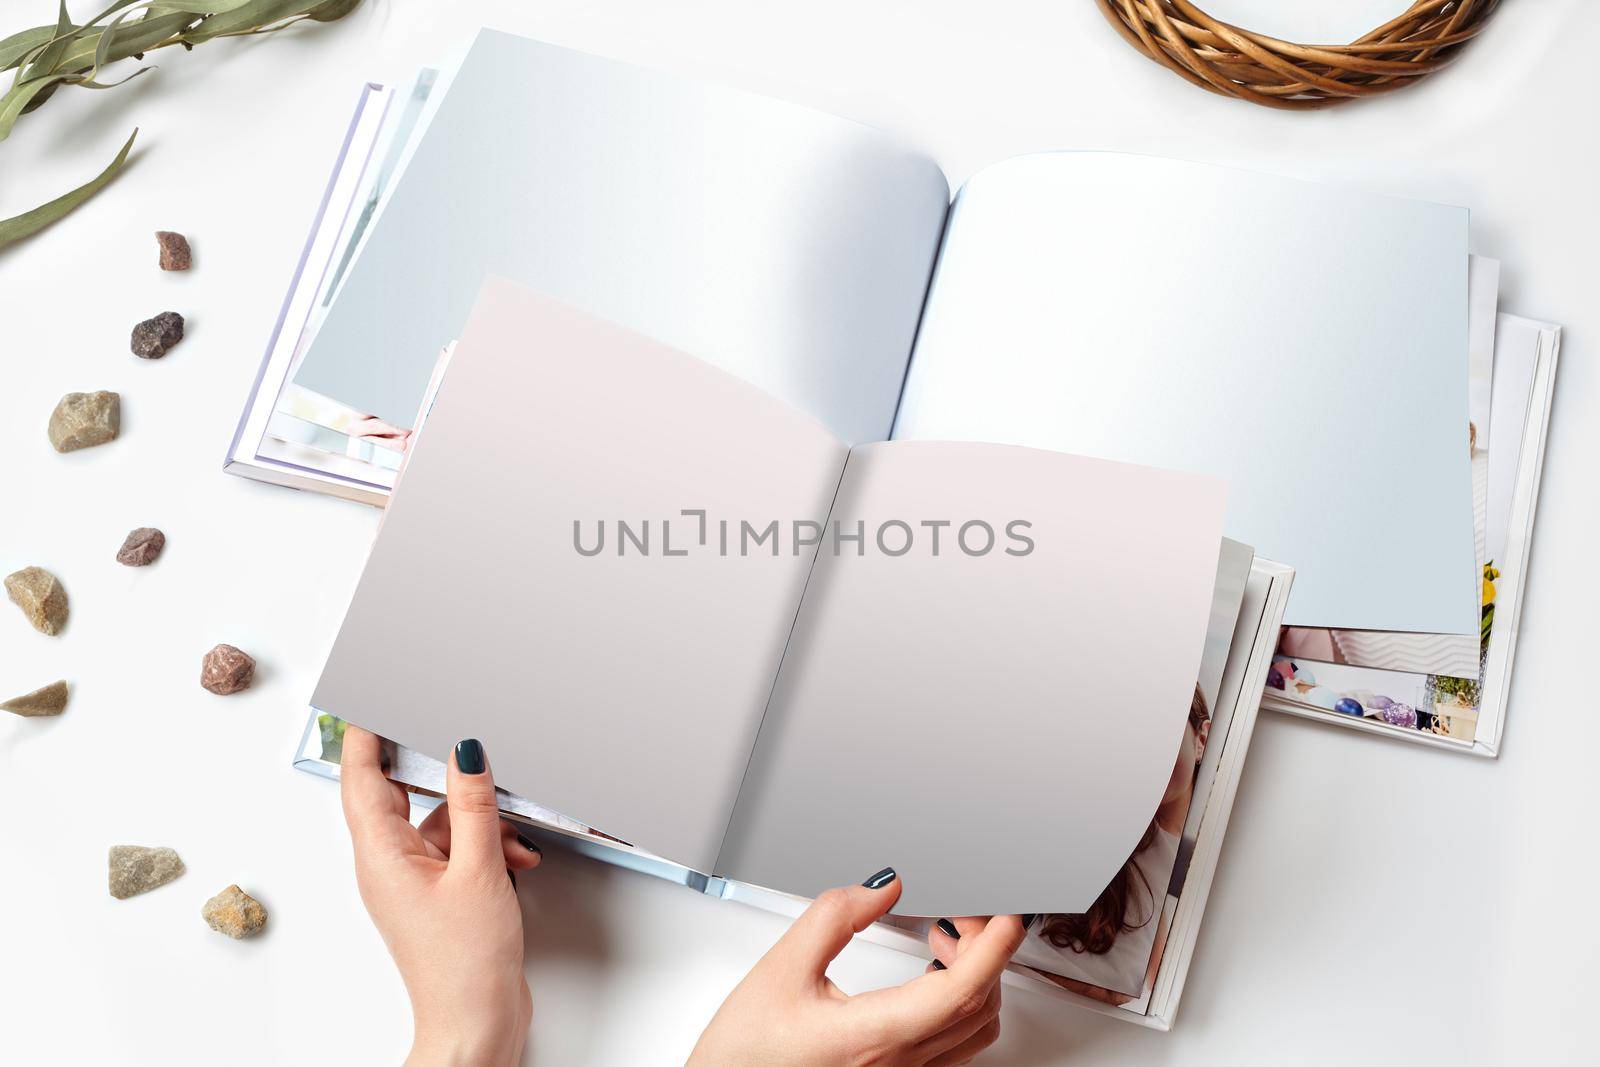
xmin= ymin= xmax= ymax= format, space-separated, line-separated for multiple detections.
xmin=1096 ymin=0 xmax=1499 ymax=110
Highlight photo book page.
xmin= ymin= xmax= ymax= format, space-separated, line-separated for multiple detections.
xmin=893 ymin=151 xmax=1475 ymax=637
xmin=311 ymin=278 xmax=1234 ymax=916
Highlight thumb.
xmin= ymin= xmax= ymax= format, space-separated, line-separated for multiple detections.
xmin=777 ymin=867 xmax=903 ymax=978
xmin=445 ymin=737 xmax=505 ymax=876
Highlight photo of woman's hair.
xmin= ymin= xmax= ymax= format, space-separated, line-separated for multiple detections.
xmin=1013 ymin=683 xmax=1212 ymax=1003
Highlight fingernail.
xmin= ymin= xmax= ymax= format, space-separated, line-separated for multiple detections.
xmin=508 ymin=869 xmax=517 ymax=888
xmin=516 ymin=833 xmax=542 ymax=855
xmin=1019 ymin=914 xmax=1037 ymax=930
xmin=455 ymin=738 xmax=486 ymax=775
xmin=936 ymin=918 xmax=960 ymax=940
xmin=931 ymin=958 xmax=948 ymax=971
xmin=861 ymin=867 xmax=897 ymax=889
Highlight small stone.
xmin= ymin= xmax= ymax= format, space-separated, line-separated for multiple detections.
xmin=47 ymin=390 xmax=120 ymax=452
xmin=202 ymin=885 xmax=267 ymax=939
xmin=130 ymin=310 xmax=185 ymax=359
xmin=201 ymin=643 xmax=255 ymax=694
xmin=1333 ymin=697 xmax=1365 ymax=717
xmin=109 ymin=845 xmax=185 ymax=899
xmin=116 ymin=527 xmax=166 ymax=567
xmin=155 ymin=230 xmax=191 ymax=271
xmin=5 ymin=566 xmax=68 ymax=635
xmin=1 ymin=680 xmax=68 ymax=717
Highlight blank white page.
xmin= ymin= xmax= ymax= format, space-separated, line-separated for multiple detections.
xmin=311 ymin=280 xmax=848 ymax=873
xmin=294 ymin=30 xmax=949 ymax=445
xmin=719 ymin=441 xmax=1227 ymax=916
xmin=894 ymin=153 xmax=1475 ymax=634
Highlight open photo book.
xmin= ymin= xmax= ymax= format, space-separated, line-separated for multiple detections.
xmin=234 ymin=32 xmax=1557 ymax=760
xmin=300 ymin=278 xmax=1294 ymax=1028
xmin=227 ymin=25 xmax=1558 ymax=1030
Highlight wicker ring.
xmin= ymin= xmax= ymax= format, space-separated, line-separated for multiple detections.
xmin=1096 ymin=0 xmax=1500 ymax=110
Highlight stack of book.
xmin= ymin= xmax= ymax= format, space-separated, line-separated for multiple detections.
xmin=232 ymin=30 xmax=1558 ymax=1029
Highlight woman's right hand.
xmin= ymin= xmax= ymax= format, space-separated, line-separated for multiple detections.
xmin=689 ymin=868 xmax=1026 ymax=1066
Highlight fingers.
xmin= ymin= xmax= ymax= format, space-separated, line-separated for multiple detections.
xmin=416 ymin=806 xmax=543 ymax=870
xmin=891 ymin=915 xmax=1026 ymax=1034
xmin=340 ymin=725 xmax=417 ymax=857
xmin=924 ymin=1014 xmax=1002 ymax=1067
xmin=916 ymin=978 xmax=1001 ymax=1062
xmin=444 ymin=737 xmax=507 ymax=876
xmin=775 ymin=868 xmax=903 ymax=979
xmin=501 ymin=820 xmax=544 ymax=870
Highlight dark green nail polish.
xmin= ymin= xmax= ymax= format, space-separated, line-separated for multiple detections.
xmin=931 ymin=958 xmax=947 ymax=971
xmin=508 ymin=869 xmax=517 ymax=888
xmin=516 ymin=833 xmax=542 ymax=855
xmin=455 ymin=738 xmax=485 ymax=774
xmin=861 ymin=867 xmax=897 ymax=889
xmin=936 ymin=918 xmax=960 ymax=939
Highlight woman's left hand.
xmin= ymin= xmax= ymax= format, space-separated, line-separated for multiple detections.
xmin=341 ymin=727 xmax=543 ymax=1066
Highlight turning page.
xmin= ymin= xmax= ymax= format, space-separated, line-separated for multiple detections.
xmin=717 ymin=441 xmax=1227 ymax=916
xmin=893 ymin=152 xmax=1475 ymax=636
xmin=310 ymin=280 xmax=847 ymax=873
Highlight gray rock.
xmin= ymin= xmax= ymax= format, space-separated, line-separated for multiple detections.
xmin=108 ymin=845 xmax=185 ymax=899
xmin=1 ymin=680 xmax=68 ymax=717
xmin=155 ymin=230 xmax=191 ymax=271
xmin=5 ymin=566 xmax=68 ymax=635
xmin=47 ymin=390 xmax=120 ymax=452
xmin=200 ymin=643 xmax=255 ymax=694
xmin=116 ymin=527 xmax=166 ymax=567
xmin=202 ymin=885 xmax=267 ymax=939
xmin=130 ymin=311 xmax=184 ymax=359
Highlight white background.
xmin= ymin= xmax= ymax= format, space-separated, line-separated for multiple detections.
xmin=1 ymin=1 xmax=1596 ymax=1063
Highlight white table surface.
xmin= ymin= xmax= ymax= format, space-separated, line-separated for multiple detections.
xmin=3 ymin=2 xmax=1597 ymax=1063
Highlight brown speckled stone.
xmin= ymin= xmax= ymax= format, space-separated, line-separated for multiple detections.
xmin=116 ymin=527 xmax=166 ymax=567
xmin=155 ymin=230 xmax=191 ymax=271
xmin=108 ymin=845 xmax=185 ymax=899
xmin=130 ymin=311 xmax=185 ymax=359
xmin=200 ymin=643 xmax=255 ymax=694
xmin=202 ymin=885 xmax=266 ymax=939
xmin=5 ymin=566 xmax=68 ymax=635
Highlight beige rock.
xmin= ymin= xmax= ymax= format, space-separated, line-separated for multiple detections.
xmin=5 ymin=566 xmax=68 ymax=635
xmin=47 ymin=390 xmax=120 ymax=452
xmin=1 ymin=680 xmax=68 ymax=717
xmin=202 ymin=885 xmax=267 ymax=939
xmin=200 ymin=644 xmax=255 ymax=694
xmin=108 ymin=845 xmax=185 ymax=899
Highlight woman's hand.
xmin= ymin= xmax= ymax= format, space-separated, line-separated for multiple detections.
xmin=340 ymin=727 xmax=543 ymax=1066
xmin=690 ymin=869 xmax=1026 ymax=1066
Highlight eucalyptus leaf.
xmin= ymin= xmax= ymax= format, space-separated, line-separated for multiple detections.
xmin=0 ymin=0 xmax=361 ymax=249
xmin=23 ymin=2 xmax=78 ymax=84
xmin=0 ymin=127 xmax=135 ymax=248
xmin=0 ymin=26 xmax=55 ymax=71
xmin=76 ymin=64 xmax=152 ymax=88
xmin=48 ymin=12 xmax=202 ymax=75
xmin=91 ymin=5 xmax=147 ymax=81
xmin=181 ymin=0 xmax=334 ymax=43
xmin=144 ymin=2 xmax=261 ymax=14
xmin=0 ymin=72 xmax=66 ymax=139
xmin=308 ymin=0 xmax=362 ymax=22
